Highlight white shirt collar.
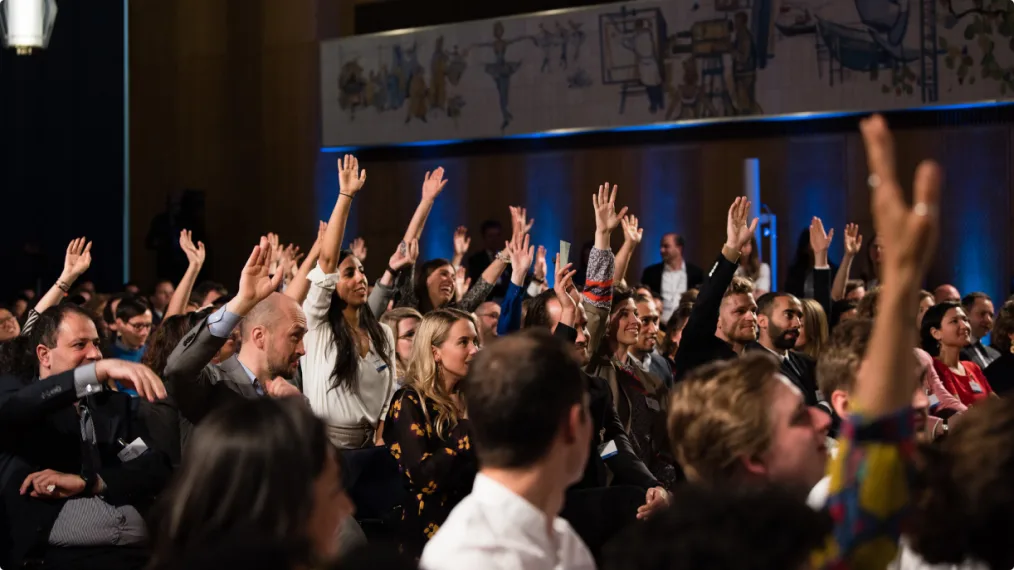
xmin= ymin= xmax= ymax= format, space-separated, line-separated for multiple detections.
xmin=628 ymin=350 xmax=652 ymax=372
xmin=759 ymin=342 xmax=788 ymax=362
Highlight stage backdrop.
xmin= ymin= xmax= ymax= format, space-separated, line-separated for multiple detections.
xmin=321 ymin=0 xmax=1014 ymax=147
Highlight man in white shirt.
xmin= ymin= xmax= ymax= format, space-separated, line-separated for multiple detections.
xmin=421 ymin=329 xmax=596 ymax=570
xmin=640 ymin=233 xmax=704 ymax=322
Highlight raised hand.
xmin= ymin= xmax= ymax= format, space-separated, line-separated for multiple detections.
xmin=860 ymin=115 xmax=940 ymax=286
xmin=421 ymin=167 xmax=447 ymax=201
xmin=179 ymin=229 xmax=206 ymax=268
xmin=20 ymin=469 xmax=87 ymax=499
xmin=843 ymin=223 xmax=863 ymax=257
xmin=267 ymin=232 xmax=283 ymax=271
xmin=724 ymin=197 xmax=759 ymax=253
xmin=508 ymin=233 xmax=535 ymax=277
xmin=554 ymin=254 xmax=577 ymax=310
xmin=592 ymin=182 xmax=628 ymax=234
xmin=94 ymin=359 xmax=167 ymax=402
xmin=621 ymin=214 xmax=643 ymax=245
xmin=62 ymin=237 xmax=92 ymax=281
xmin=280 ymin=243 xmax=302 ymax=279
xmin=809 ymin=217 xmax=834 ymax=256
xmin=350 ymin=237 xmax=367 ymax=261
xmin=533 ymin=245 xmax=548 ymax=283
xmin=233 ymin=237 xmax=284 ymax=314
xmin=509 ymin=206 xmax=535 ymax=240
xmin=389 ymin=239 xmax=419 ymax=272
xmin=454 ymin=266 xmax=472 ymax=300
xmin=338 ymin=154 xmax=367 ymax=196
xmin=453 ymin=226 xmax=471 ymax=257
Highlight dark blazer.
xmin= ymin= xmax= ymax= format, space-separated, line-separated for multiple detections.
xmin=962 ymin=340 xmax=1002 ymax=372
xmin=744 ymin=343 xmax=820 ymax=406
xmin=555 ymin=324 xmax=658 ymax=491
xmin=984 ymin=352 xmax=1014 ymax=397
xmin=672 ymin=253 xmax=740 ymax=382
xmin=162 ymin=314 xmax=260 ymax=450
xmin=639 ymin=261 xmax=705 ymax=297
xmin=0 ymin=368 xmax=171 ymax=567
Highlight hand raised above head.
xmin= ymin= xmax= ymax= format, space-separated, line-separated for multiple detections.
xmin=592 ymin=181 xmax=628 ymax=234
xmin=338 ymin=154 xmax=367 ymax=196
xmin=62 ymin=237 xmax=92 ymax=281
xmin=421 ymin=167 xmax=447 ymax=201
xmin=724 ymin=196 xmax=759 ymax=253
xmin=843 ymin=223 xmax=863 ymax=257
xmin=232 ymin=237 xmax=284 ymax=314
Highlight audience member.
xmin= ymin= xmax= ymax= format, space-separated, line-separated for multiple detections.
xmin=796 ymin=298 xmax=829 ymax=360
xmin=829 ymin=299 xmax=858 ymax=329
xmin=934 ymin=283 xmax=961 ymax=304
xmin=466 ymin=219 xmax=510 ymax=300
xmin=473 ymin=301 xmax=501 ymax=344
xmin=660 ymin=303 xmax=692 ymax=364
xmin=0 ymin=304 xmax=170 ymax=570
xmin=421 ymin=329 xmax=596 ymax=570
xmin=149 ymin=279 xmax=174 ymax=324
xmin=921 ymin=302 xmax=994 ymax=406
xmin=110 ymin=297 xmax=153 ymax=364
xmin=640 ymin=232 xmax=704 ymax=322
xmin=383 ymin=309 xmax=479 ymax=557
xmin=629 ymin=293 xmax=674 ymax=388
xmin=146 ymin=398 xmax=355 ymax=570
xmin=961 ymin=292 xmax=1000 ymax=369
xmin=748 ymin=292 xmax=820 ymax=406
xmin=784 ymin=219 xmax=838 ymax=301
xmin=984 ymin=300 xmax=1014 ymax=396
xmin=734 ymin=235 xmax=771 ymax=295
xmin=380 ymin=307 xmax=423 ymax=381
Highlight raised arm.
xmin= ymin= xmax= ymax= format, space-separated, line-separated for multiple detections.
xmin=369 ymin=239 xmax=418 ymax=318
xmin=32 ymin=238 xmax=92 ymax=317
xmin=817 ymin=114 xmax=941 ymax=570
xmin=319 ymin=154 xmax=366 ymax=274
xmin=401 ymin=167 xmax=448 ymax=243
xmin=165 ymin=230 xmax=206 ymax=319
xmin=285 ymin=221 xmax=326 ymax=305
xmin=451 ymin=226 xmax=470 ymax=270
xmin=809 ymin=217 xmax=834 ymax=316
xmin=832 ymin=223 xmax=862 ymax=301
xmin=583 ymin=182 xmax=626 ymax=355
xmin=614 ymin=214 xmax=643 ymax=287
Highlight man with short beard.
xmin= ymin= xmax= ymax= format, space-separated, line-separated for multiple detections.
xmin=629 ymin=294 xmax=673 ymax=388
xmin=748 ymin=292 xmax=820 ymax=406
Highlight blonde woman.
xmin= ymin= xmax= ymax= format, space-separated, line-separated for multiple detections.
xmin=795 ymin=298 xmax=829 ymax=359
xmin=383 ymin=308 xmax=479 ymax=557
xmin=380 ymin=307 xmax=424 ymax=382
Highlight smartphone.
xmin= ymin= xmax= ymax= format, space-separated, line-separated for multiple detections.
xmin=560 ymin=240 xmax=571 ymax=269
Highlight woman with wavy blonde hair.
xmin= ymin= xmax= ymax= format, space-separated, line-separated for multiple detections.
xmin=383 ymin=308 xmax=479 ymax=557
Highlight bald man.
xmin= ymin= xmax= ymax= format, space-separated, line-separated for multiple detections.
xmin=164 ymin=241 xmax=306 ymax=438
xmin=934 ymin=284 xmax=961 ymax=304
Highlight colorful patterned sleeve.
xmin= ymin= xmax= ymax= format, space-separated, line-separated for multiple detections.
xmin=812 ymin=407 xmax=917 ymax=570
xmin=582 ymin=247 xmax=615 ymax=310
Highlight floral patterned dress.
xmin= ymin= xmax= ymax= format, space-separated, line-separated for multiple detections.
xmin=383 ymin=386 xmax=477 ymax=558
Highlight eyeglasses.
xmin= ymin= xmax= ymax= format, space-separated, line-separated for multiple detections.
xmin=127 ymin=321 xmax=153 ymax=332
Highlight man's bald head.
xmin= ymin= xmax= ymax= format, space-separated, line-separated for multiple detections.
xmin=934 ymin=284 xmax=961 ymax=304
xmin=241 ymin=293 xmax=304 ymax=340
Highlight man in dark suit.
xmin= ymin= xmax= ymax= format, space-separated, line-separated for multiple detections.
xmin=673 ymin=198 xmax=759 ymax=382
xmin=640 ymin=233 xmax=704 ymax=324
xmin=162 ymin=239 xmax=304 ymax=447
xmin=0 ymin=304 xmax=171 ymax=570
xmin=961 ymin=292 xmax=1001 ymax=369
xmin=629 ymin=293 xmax=674 ymax=389
xmin=747 ymin=292 xmax=820 ymax=407
xmin=465 ymin=219 xmax=509 ymax=300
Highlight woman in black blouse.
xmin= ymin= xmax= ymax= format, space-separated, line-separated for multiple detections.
xmin=383 ymin=308 xmax=479 ymax=557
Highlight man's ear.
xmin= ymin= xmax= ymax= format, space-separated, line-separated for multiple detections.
xmin=739 ymin=454 xmax=768 ymax=479
xmin=36 ymin=344 xmax=50 ymax=371
xmin=830 ymin=389 xmax=850 ymax=419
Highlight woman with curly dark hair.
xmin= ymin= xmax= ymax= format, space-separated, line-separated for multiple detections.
xmin=984 ymin=299 xmax=1014 ymax=396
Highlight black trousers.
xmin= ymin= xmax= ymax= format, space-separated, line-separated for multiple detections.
xmin=560 ymin=485 xmax=644 ymax=560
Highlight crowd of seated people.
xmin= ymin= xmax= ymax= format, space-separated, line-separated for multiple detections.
xmin=4 ymin=115 xmax=1014 ymax=570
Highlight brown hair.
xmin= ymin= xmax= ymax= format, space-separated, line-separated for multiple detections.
xmin=380 ymin=307 xmax=424 ymax=377
xmin=817 ymin=318 xmax=872 ymax=398
xmin=992 ymin=300 xmax=1014 ymax=355
xmin=856 ymin=286 xmax=881 ymax=319
xmin=725 ymin=277 xmax=754 ymax=298
xmin=740 ymin=236 xmax=761 ymax=280
xmin=798 ymin=298 xmax=828 ymax=360
xmin=668 ymin=353 xmax=781 ymax=484
xmin=910 ymin=398 xmax=1014 ymax=570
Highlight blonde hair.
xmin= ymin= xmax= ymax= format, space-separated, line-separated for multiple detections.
xmin=668 ymin=353 xmax=780 ymax=483
xmin=799 ymin=298 xmax=828 ymax=359
xmin=403 ymin=308 xmax=475 ymax=439
xmin=380 ymin=307 xmax=423 ymax=376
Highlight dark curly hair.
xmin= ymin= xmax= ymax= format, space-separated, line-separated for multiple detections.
xmin=991 ymin=300 xmax=1014 ymax=355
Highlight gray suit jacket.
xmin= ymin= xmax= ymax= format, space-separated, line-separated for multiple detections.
xmin=164 ymin=314 xmax=260 ymax=449
xmin=648 ymin=351 xmax=674 ymax=389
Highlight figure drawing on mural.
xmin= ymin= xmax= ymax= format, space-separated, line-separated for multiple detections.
xmin=621 ymin=18 xmax=666 ymax=113
xmin=473 ymin=21 xmax=531 ymax=131
xmin=731 ymin=12 xmax=763 ymax=115
xmin=338 ymin=59 xmax=367 ymax=120
xmin=666 ymin=56 xmax=717 ymax=120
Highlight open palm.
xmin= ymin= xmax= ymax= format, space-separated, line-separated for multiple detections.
xmin=63 ymin=238 xmax=92 ymax=279
xmin=237 ymin=237 xmax=283 ymax=305
xmin=593 ymin=182 xmax=627 ymax=233
xmin=338 ymin=154 xmax=367 ymax=195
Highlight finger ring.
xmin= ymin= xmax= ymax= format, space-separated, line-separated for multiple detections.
xmin=867 ymin=174 xmax=881 ymax=188
xmin=46 ymin=484 xmax=56 ymax=493
xmin=913 ymin=202 xmax=932 ymax=217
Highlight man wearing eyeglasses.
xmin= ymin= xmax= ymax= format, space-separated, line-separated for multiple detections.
xmin=108 ymin=298 xmax=153 ymax=396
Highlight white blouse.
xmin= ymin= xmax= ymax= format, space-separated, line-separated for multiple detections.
xmin=302 ymin=264 xmax=397 ymax=429
xmin=735 ymin=262 xmax=771 ymax=294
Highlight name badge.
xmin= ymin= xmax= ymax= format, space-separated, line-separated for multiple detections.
xmin=598 ymin=440 xmax=619 ymax=459
xmin=645 ymin=396 xmax=661 ymax=412
xmin=117 ymin=438 xmax=149 ymax=462
xmin=969 ymin=380 xmax=984 ymax=394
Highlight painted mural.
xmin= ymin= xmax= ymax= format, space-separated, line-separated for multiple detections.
xmin=320 ymin=0 xmax=1014 ymax=147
